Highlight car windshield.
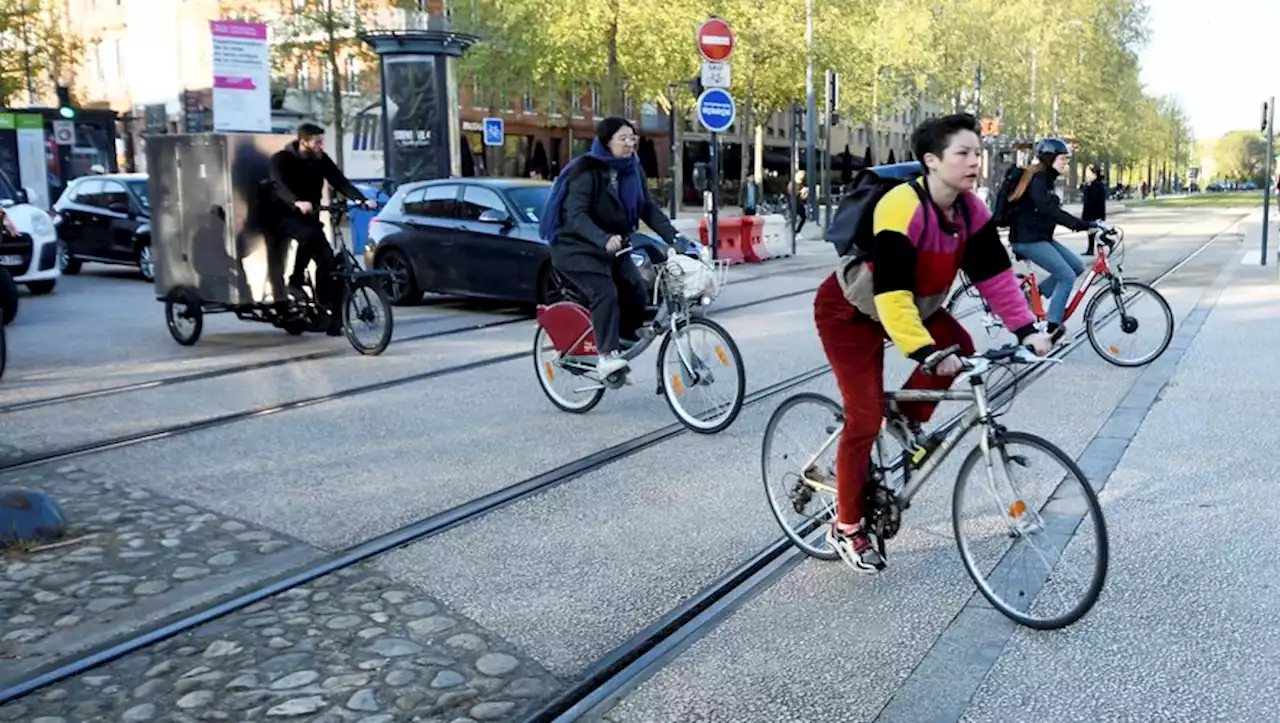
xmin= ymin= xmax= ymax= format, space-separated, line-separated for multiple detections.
xmin=505 ymin=186 xmax=550 ymax=224
xmin=125 ymin=179 xmax=149 ymax=209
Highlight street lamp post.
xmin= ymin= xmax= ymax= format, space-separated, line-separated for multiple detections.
xmin=804 ymin=0 xmax=817 ymax=229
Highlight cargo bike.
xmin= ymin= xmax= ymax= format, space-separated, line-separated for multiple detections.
xmin=148 ymin=133 xmax=393 ymax=356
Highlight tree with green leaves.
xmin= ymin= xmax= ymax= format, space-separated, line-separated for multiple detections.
xmin=0 ymin=0 xmax=83 ymax=106
xmin=1212 ymin=130 xmax=1269 ymax=184
xmin=229 ymin=0 xmax=420 ymax=170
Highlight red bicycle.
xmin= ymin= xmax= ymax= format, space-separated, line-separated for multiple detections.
xmin=946 ymin=226 xmax=1173 ymax=367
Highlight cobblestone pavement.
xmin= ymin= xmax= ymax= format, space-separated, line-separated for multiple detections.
xmin=0 ymin=445 xmax=562 ymax=721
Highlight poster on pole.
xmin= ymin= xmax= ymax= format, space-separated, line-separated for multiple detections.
xmin=209 ymin=20 xmax=271 ymax=133
xmin=14 ymin=114 xmax=49 ymax=210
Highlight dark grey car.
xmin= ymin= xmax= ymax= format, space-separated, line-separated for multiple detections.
xmin=364 ymin=178 xmax=661 ymax=306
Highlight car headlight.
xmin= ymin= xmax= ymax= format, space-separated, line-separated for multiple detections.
xmin=29 ymin=214 xmax=54 ymax=238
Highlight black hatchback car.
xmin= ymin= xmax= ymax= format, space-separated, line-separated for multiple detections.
xmin=52 ymin=172 xmax=153 ymax=281
xmin=364 ymin=178 xmax=663 ymax=306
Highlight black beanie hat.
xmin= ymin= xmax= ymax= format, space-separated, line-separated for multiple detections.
xmin=596 ymin=116 xmax=635 ymax=145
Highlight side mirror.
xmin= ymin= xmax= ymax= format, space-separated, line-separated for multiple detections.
xmin=14 ymin=188 xmax=29 ymax=205
xmin=478 ymin=208 xmax=512 ymax=225
xmin=692 ymin=162 xmax=708 ymax=192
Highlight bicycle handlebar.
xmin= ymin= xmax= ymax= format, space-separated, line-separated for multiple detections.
xmin=924 ymin=343 xmax=1061 ymax=375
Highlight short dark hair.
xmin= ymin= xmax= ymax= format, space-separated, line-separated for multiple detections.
xmin=296 ymin=122 xmax=325 ymax=140
xmin=910 ymin=114 xmax=980 ymax=170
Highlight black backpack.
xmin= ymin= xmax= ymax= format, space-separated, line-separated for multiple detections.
xmin=989 ymin=165 xmax=1024 ymax=228
xmin=826 ymin=168 xmax=928 ymax=259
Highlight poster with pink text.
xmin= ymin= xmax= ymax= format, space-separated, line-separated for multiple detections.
xmin=209 ymin=20 xmax=271 ymax=133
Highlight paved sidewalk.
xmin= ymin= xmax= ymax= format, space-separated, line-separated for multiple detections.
xmin=961 ymin=221 xmax=1280 ymax=720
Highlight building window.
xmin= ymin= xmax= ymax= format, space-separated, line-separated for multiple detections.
xmin=522 ymin=86 xmax=534 ymax=114
xmin=345 ymin=55 xmax=359 ymax=91
xmin=570 ymin=89 xmax=583 ymax=119
xmin=322 ymin=62 xmax=333 ymax=92
xmin=589 ymin=84 xmax=600 ymax=118
xmin=296 ymin=61 xmax=309 ymax=90
xmin=547 ymin=93 xmax=560 ymax=117
xmin=471 ymin=76 xmax=484 ymax=110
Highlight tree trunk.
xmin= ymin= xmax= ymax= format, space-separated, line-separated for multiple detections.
xmin=605 ymin=1 xmax=621 ymax=117
xmin=328 ymin=33 xmax=344 ymax=171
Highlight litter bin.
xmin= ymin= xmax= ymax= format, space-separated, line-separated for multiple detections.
xmin=348 ymin=183 xmax=391 ymax=255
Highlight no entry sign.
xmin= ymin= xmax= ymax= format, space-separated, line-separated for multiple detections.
xmin=696 ymin=18 xmax=735 ymax=62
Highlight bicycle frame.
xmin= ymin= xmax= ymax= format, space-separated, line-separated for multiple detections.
xmin=795 ymin=373 xmax=997 ymax=511
xmin=1020 ymin=242 xmax=1115 ymax=324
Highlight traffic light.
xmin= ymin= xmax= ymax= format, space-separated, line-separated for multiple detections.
xmin=56 ymin=84 xmax=75 ymax=119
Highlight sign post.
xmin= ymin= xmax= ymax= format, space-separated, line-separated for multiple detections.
xmin=695 ymin=17 xmax=735 ymax=260
xmin=209 ymin=20 xmax=271 ymax=133
xmin=482 ymin=117 xmax=504 ymax=147
xmin=1263 ymin=98 xmax=1275 ymax=268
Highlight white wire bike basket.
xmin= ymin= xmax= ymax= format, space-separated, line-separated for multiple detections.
xmin=657 ymin=253 xmax=730 ymax=307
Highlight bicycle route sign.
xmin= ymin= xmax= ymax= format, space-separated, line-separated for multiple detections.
xmin=482 ymin=117 xmax=504 ymax=147
xmin=696 ymin=88 xmax=736 ymax=134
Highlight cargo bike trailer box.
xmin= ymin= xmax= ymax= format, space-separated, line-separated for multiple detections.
xmin=148 ymin=132 xmax=296 ymax=309
xmin=147 ymin=133 xmax=395 ymax=355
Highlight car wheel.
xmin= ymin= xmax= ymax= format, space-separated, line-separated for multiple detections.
xmin=137 ymin=242 xmax=155 ymax=282
xmin=25 ymin=280 xmax=54 ymax=295
xmin=58 ymin=240 xmax=81 ymax=275
xmin=375 ymin=248 xmax=420 ymax=306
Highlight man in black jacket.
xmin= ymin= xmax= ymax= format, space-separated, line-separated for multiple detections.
xmin=267 ymin=123 xmax=376 ymax=329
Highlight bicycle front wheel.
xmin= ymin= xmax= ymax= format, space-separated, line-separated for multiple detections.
xmin=657 ymin=317 xmax=745 ymax=434
xmin=1083 ymin=279 xmax=1173 ymax=367
xmin=952 ymin=430 xmax=1108 ymax=630
xmin=344 ymin=281 xmax=394 ymax=356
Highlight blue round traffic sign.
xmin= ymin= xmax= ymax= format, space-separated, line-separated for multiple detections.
xmin=696 ymin=88 xmax=736 ymax=133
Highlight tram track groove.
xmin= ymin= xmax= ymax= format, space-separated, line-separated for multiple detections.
xmin=0 ymin=218 xmax=1228 ymax=708
xmin=521 ymin=219 xmax=1241 ymax=722
xmin=0 ymin=285 xmax=818 ymax=474
xmin=0 ymin=262 xmax=827 ymax=415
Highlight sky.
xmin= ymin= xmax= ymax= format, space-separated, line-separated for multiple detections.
xmin=1137 ymin=0 xmax=1278 ymax=141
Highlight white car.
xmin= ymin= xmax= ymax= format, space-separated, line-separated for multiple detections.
xmin=0 ymin=170 xmax=59 ymax=296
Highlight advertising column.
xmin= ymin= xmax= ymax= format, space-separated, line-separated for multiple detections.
xmin=209 ymin=20 xmax=271 ymax=133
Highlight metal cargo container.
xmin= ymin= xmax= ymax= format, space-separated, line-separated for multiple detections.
xmin=148 ymin=133 xmax=292 ymax=306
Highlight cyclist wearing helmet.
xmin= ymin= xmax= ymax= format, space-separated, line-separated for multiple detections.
xmin=814 ymin=114 xmax=1052 ymax=573
xmin=1006 ymin=138 xmax=1111 ymax=342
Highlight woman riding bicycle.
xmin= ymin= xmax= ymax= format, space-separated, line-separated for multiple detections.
xmin=540 ymin=117 xmax=692 ymax=379
xmin=1006 ymin=138 xmax=1112 ymax=343
xmin=815 ymin=114 xmax=1051 ymax=573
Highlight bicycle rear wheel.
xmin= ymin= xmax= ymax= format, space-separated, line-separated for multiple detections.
xmin=762 ymin=393 xmax=842 ymax=560
xmin=343 ymin=280 xmax=394 ymax=356
xmin=1083 ymin=279 xmax=1173 ymax=367
xmin=952 ymin=430 xmax=1108 ymax=630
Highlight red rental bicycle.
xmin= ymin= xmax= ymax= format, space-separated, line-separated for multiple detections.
xmin=945 ymin=226 xmax=1173 ymax=367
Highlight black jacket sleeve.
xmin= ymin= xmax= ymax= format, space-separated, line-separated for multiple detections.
xmin=268 ymin=152 xmax=299 ymax=206
xmin=320 ymin=155 xmax=367 ymax=202
xmin=1028 ymin=175 xmax=1090 ymax=232
xmin=561 ymin=170 xmax=611 ymax=248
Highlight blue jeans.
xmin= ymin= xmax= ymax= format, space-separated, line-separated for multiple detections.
xmin=1012 ymin=240 xmax=1085 ymax=324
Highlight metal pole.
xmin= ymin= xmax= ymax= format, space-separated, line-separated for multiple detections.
xmin=789 ymin=104 xmax=798 ymax=256
xmin=1029 ymin=49 xmax=1037 ymax=137
xmin=668 ymin=87 xmax=678 ymax=219
xmin=710 ymin=131 xmax=719 ymax=260
xmin=804 ymin=0 xmax=817 ymax=230
xmin=823 ymin=70 xmax=833 ymax=235
xmin=1263 ymin=97 xmax=1275 ymax=267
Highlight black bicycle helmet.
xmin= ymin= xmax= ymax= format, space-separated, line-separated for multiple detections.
xmin=1035 ymin=137 xmax=1071 ymax=163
